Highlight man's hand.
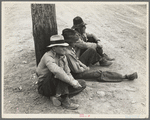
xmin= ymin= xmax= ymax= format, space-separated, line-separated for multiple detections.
xmin=85 ymin=66 xmax=90 ymax=71
xmin=97 ymin=41 xmax=103 ymax=48
xmin=72 ymin=80 xmax=82 ymax=89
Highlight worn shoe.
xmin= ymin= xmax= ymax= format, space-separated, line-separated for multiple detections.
xmin=99 ymin=58 xmax=113 ymax=66
xmin=125 ymin=72 xmax=138 ymax=80
xmin=102 ymin=53 xmax=115 ymax=61
xmin=50 ymin=96 xmax=61 ymax=107
xmin=62 ymin=102 xmax=79 ymax=110
xmin=61 ymin=97 xmax=79 ymax=110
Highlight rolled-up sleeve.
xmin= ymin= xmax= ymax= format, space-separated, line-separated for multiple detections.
xmin=44 ymin=55 xmax=72 ymax=84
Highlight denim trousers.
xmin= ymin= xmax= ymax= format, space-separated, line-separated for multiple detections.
xmin=37 ymin=72 xmax=86 ymax=97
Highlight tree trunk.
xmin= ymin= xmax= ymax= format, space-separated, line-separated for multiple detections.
xmin=31 ymin=4 xmax=58 ymax=66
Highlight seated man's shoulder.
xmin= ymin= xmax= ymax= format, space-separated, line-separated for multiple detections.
xmin=46 ymin=50 xmax=55 ymax=56
xmin=43 ymin=51 xmax=56 ymax=61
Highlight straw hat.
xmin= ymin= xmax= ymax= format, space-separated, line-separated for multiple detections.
xmin=47 ymin=35 xmax=69 ymax=48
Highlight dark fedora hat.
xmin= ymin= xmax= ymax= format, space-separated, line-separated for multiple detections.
xmin=72 ymin=16 xmax=87 ymax=29
xmin=62 ymin=28 xmax=79 ymax=43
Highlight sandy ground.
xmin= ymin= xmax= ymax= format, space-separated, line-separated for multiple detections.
xmin=2 ymin=2 xmax=148 ymax=118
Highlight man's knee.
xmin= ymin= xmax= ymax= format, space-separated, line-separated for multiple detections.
xmin=87 ymin=48 xmax=96 ymax=53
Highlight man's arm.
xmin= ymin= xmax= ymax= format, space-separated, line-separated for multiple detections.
xmin=78 ymin=60 xmax=90 ymax=70
xmin=66 ymin=54 xmax=88 ymax=73
xmin=74 ymin=39 xmax=97 ymax=50
xmin=86 ymin=33 xmax=100 ymax=43
xmin=87 ymin=33 xmax=103 ymax=48
xmin=45 ymin=55 xmax=78 ymax=86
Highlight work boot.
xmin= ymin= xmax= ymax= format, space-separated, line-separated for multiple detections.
xmin=61 ymin=96 xmax=79 ymax=110
xmin=102 ymin=53 xmax=115 ymax=61
xmin=99 ymin=58 xmax=113 ymax=66
xmin=125 ymin=72 xmax=138 ymax=80
xmin=50 ymin=96 xmax=61 ymax=107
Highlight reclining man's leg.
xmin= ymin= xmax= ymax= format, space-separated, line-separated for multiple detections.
xmin=72 ymin=67 xmax=138 ymax=82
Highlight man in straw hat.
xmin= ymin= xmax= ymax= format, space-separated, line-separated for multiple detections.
xmin=36 ymin=35 xmax=86 ymax=110
xmin=62 ymin=28 xmax=138 ymax=82
xmin=71 ymin=16 xmax=115 ymax=66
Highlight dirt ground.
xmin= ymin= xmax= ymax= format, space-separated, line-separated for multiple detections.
xmin=2 ymin=2 xmax=148 ymax=118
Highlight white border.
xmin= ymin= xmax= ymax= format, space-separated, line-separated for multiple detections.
xmin=2 ymin=1 xmax=149 ymax=118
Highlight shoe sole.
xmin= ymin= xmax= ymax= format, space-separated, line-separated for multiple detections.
xmin=50 ymin=97 xmax=61 ymax=107
xmin=107 ymin=58 xmax=115 ymax=61
xmin=135 ymin=72 xmax=138 ymax=79
xmin=128 ymin=72 xmax=138 ymax=80
xmin=62 ymin=104 xmax=79 ymax=110
xmin=100 ymin=63 xmax=112 ymax=67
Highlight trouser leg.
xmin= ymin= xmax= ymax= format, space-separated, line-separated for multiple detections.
xmin=72 ymin=67 xmax=124 ymax=82
xmin=79 ymin=48 xmax=101 ymax=66
xmin=38 ymin=73 xmax=86 ymax=97
xmin=38 ymin=73 xmax=56 ymax=97
xmin=87 ymin=39 xmax=104 ymax=56
xmin=72 ymin=67 xmax=102 ymax=80
xmin=79 ymin=45 xmax=103 ymax=57
xmin=56 ymin=79 xmax=86 ymax=96
xmin=99 ymin=71 xmax=124 ymax=82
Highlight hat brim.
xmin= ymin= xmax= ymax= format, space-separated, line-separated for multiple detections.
xmin=72 ymin=23 xmax=87 ymax=29
xmin=47 ymin=43 xmax=69 ymax=48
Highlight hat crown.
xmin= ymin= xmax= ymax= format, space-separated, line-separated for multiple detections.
xmin=62 ymin=28 xmax=76 ymax=39
xmin=62 ymin=28 xmax=79 ymax=42
xmin=73 ymin=16 xmax=84 ymax=26
xmin=47 ymin=35 xmax=69 ymax=48
xmin=50 ymin=35 xmax=64 ymax=41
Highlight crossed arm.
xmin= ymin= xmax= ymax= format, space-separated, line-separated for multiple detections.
xmin=45 ymin=55 xmax=79 ymax=87
xmin=74 ymin=33 xmax=102 ymax=49
xmin=66 ymin=54 xmax=89 ymax=73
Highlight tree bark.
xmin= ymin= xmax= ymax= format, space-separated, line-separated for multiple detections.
xmin=31 ymin=4 xmax=58 ymax=66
